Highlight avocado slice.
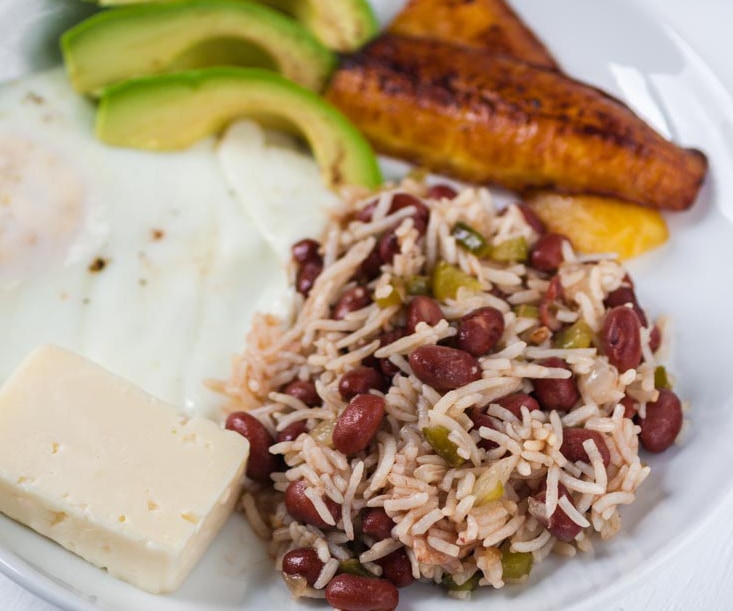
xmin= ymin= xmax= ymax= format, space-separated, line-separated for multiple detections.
xmin=258 ymin=0 xmax=379 ymax=51
xmin=91 ymin=0 xmax=379 ymax=52
xmin=62 ymin=0 xmax=336 ymax=95
xmin=96 ymin=67 xmax=382 ymax=190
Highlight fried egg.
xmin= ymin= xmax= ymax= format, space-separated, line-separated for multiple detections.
xmin=217 ymin=120 xmax=339 ymax=262
xmin=0 ymin=68 xmax=301 ymax=418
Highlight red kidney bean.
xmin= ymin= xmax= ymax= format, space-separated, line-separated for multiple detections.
xmin=408 ymin=345 xmax=481 ymax=392
xmin=548 ymin=515 xmax=583 ymax=543
xmin=379 ymin=356 xmax=401 ymax=378
xmin=376 ymin=327 xmax=407 ymax=377
xmin=357 ymin=245 xmax=384 ymax=281
xmin=533 ymin=484 xmax=582 ymax=542
xmin=291 ymin=239 xmax=321 ymax=265
xmin=385 ymin=201 xmax=429 ymax=238
xmin=333 ymin=394 xmax=386 ymax=455
xmin=325 ymin=574 xmax=399 ymax=611
xmin=333 ymin=286 xmax=371 ymax=320
xmin=406 ymin=296 xmax=444 ymax=333
xmin=277 ymin=421 xmax=308 ymax=443
xmin=603 ymin=284 xmax=633 ymax=306
xmin=600 ymin=306 xmax=642 ymax=373
xmin=604 ymin=285 xmax=661 ymax=358
xmin=639 ymin=389 xmax=683 ymax=453
xmin=539 ymin=274 xmax=564 ymax=331
xmin=620 ymin=396 xmax=638 ymax=419
xmin=468 ymin=407 xmax=498 ymax=451
xmin=603 ymin=285 xmax=647 ymax=326
xmin=379 ymin=212 xmax=429 ymax=265
xmin=284 ymin=480 xmax=341 ymax=529
xmin=296 ymin=260 xmax=323 ymax=296
xmin=530 ymin=233 xmax=569 ymax=273
xmin=547 ymin=499 xmax=582 ymax=543
xmin=376 ymin=548 xmax=414 ymax=588
xmin=437 ymin=334 xmax=458 ymax=350
xmin=374 ymin=357 xmax=400 ymax=381
xmin=377 ymin=229 xmax=401 ymax=263
xmin=560 ymin=428 xmax=611 ymax=467
xmin=225 ymin=412 xmax=279 ymax=482
xmin=283 ymin=379 xmax=320 ymax=407
xmin=489 ymin=285 xmax=508 ymax=300
xmin=649 ymin=325 xmax=661 ymax=353
xmin=380 ymin=327 xmax=407 ymax=346
xmin=457 ymin=307 xmax=505 ymax=356
xmin=426 ymin=184 xmax=458 ymax=200
xmin=391 ymin=193 xmax=430 ymax=224
xmin=495 ymin=393 xmax=541 ymax=418
xmin=282 ymin=548 xmax=324 ymax=587
xmin=361 ymin=508 xmax=395 ymax=541
xmin=533 ymin=357 xmax=579 ymax=412
xmin=380 ymin=357 xmax=401 ymax=377
xmin=339 ymin=367 xmax=386 ymax=401
xmin=516 ymin=202 xmax=546 ymax=234
xmin=355 ymin=199 xmax=379 ymax=222
xmin=492 ymin=392 xmax=540 ymax=420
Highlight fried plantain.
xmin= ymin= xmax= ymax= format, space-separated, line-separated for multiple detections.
xmin=525 ymin=191 xmax=669 ymax=259
xmin=325 ymin=35 xmax=707 ymax=210
xmin=389 ymin=0 xmax=558 ymax=69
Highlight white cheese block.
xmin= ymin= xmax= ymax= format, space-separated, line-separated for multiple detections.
xmin=0 ymin=345 xmax=249 ymax=594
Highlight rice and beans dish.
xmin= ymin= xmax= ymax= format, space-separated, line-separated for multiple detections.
xmin=222 ymin=182 xmax=684 ymax=610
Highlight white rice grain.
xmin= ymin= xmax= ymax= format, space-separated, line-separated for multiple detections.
xmin=360 ymin=538 xmax=404 ymax=564
xmin=525 ymin=347 xmax=597 ymax=360
xmin=335 ymin=306 xmax=400 ymax=350
xmin=342 ymin=461 xmax=364 ymax=540
xmin=241 ymin=493 xmax=270 ymax=540
xmin=412 ymin=508 xmax=445 ymax=536
xmin=427 ymin=535 xmax=461 ymax=558
xmin=368 ymin=435 xmax=397 ymax=493
xmin=313 ymin=558 xmax=340 ymax=590
xmin=375 ymin=320 xmax=456 ymax=358
xmin=558 ymin=471 xmax=605 ymax=496
xmin=384 ymin=493 xmax=430 ymax=513
xmin=545 ymin=465 xmax=561 ymax=518
xmin=511 ymin=529 xmax=552 ymax=553
xmin=562 ymin=404 xmax=600 ymax=427
xmin=558 ymin=495 xmax=591 ymax=528
xmin=584 ymin=438 xmax=608 ymax=492
xmin=593 ymin=491 xmax=635 ymax=515
xmin=513 ymin=363 xmax=572 ymax=379
xmin=304 ymin=487 xmax=337 ymax=527
xmin=482 ymin=515 xmax=525 ymax=548
xmin=350 ymin=205 xmax=416 ymax=239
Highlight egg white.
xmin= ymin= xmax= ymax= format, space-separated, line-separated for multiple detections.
xmin=217 ymin=120 xmax=340 ymax=262
xmin=0 ymin=68 xmax=310 ymax=418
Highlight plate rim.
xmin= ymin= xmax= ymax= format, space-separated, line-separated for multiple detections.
xmin=3 ymin=1 xmax=733 ymax=609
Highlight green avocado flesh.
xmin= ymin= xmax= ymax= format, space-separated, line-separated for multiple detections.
xmin=91 ymin=0 xmax=378 ymax=52
xmin=259 ymin=0 xmax=378 ymax=51
xmin=96 ymin=67 xmax=383 ymax=190
xmin=62 ymin=0 xmax=335 ymax=95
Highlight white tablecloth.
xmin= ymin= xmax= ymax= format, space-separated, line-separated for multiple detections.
xmin=3 ymin=0 xmax=733 ymax=608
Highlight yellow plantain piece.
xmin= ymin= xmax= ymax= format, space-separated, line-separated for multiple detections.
xmin=389 ymin=0 xmax=558 ymax=69
xmin=325 ymin=35 xmax=707 ymax=211
xmin=525 ymin=191 xmax=669 ymax=259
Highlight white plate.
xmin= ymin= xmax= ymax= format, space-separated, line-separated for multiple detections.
xmin=2 ymin=0 xmax=733 ymax=609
